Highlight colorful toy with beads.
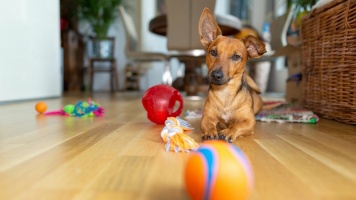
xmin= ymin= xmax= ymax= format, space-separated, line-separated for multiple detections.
xmin=160 ymin=117 xmax=199 ymax=153
xmin=184 ymin=141 xmax=254 ymax=200
xmin=44 ymin=99 xmax=104 ymax=117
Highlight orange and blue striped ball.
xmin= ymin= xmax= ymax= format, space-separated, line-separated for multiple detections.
xmin=184 ymin=141 xmax=254 ymax=200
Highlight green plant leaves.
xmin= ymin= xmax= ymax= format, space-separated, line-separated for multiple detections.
xmin=76 ymin=0 xmax=122 ymax=38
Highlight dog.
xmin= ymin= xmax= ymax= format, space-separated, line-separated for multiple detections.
xmin=199 ymin=8 xmax=267 ymax=143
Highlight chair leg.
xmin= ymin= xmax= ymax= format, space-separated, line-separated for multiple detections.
xmin=110 ymin=60 xmax=119 ymax=93
xmin=162 ymin=61 xmax=172 ymax=85
xmin=88 ymin=60 xmax=94 ymax=91
xmin=110 ymin=62 xmax=114 ymax=93
xmin=114 ymin=61 xmax=119 ymax=92
xmin=182 ymin=60 xmax=203 ymax=96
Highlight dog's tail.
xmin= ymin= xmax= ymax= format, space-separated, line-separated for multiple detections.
xmin=245 ymin=74 xmax=263 ymax=114
xmin=245 ymin=74 xmax=261 ymax=94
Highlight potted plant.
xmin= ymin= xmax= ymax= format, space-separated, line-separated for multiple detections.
xmin=75 ymin=0 xmax=123 ymax=58
xmin=288 ymin=0 xmax=317 ymax=12
xmin=287 ymin=0 xmax=317 ymax=27
xmin=284 ymin=0 xmax=318 ymax=40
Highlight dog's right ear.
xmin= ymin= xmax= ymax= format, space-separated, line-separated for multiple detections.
xmin=199 ymin=8 xmax=222 ymax=49
xmin=244 ymin=35 xmax=267 ymax=58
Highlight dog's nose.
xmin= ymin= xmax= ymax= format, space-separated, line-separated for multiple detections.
xmin=211 ymin=69 xmax=223 ymax=81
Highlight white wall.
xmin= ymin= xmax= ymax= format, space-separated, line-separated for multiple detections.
xmin=0 ymin=0 xmax=61 ymax=102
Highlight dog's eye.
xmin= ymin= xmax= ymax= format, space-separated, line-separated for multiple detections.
xmin=231 ymin=54 xmax=241 ymax=61
xmin=210 ymin=49 xmax=217 ymax=57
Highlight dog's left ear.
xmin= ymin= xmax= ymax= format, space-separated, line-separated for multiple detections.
xmin=244 ymin=35 xmax=267 ymax=58
xmin=199 ymin=8 xmax=222 ymax=49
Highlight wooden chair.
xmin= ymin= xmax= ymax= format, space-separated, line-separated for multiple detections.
xmin=87 ymin=37 xmax=119 ymax=93
xmin=118 ymin=6 xmax=172 ymax=86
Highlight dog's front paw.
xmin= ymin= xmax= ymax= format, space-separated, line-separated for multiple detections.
xmin=219 ymin=129 xmax=236 ymax=143
xmin=202 ymin=131 xmax=219 ymax=141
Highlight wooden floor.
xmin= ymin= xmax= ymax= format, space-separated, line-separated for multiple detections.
xmin=1 ymin=92 xmax=356 ymax=200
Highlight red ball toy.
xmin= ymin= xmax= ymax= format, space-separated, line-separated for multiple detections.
xmin=142 ymin=85 xmax=183 ymax=124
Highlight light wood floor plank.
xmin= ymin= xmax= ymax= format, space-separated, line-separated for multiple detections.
xmin=13 ymin=189 xmax=77 ymax=200
xmin=255 ymin=138 xmax=356 ymax=198
xmin=278 ymin=134 xmax=356 ymax=181
xmin=31 ymin=123 xmax=146 ymax=191
xmin=236 ymin=138 xmax=315 ymax=200
xmin=283 ymin=123 xmax=356 ymax=159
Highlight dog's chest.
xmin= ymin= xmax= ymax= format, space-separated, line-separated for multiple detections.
xmin=212 ymin=90 xmax=250 ymax=123
xmin=220 ymin=111 xmax=233 ymax=123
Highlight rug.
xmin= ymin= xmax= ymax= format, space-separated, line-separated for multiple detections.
xmin=185 ymin=102 xmax=319 ymax=124
xmin=256 ymin=101 xmax=319 ymax=123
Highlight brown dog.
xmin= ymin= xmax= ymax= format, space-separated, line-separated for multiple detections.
xmin=199 ymin=8 xmax=266 ymax=143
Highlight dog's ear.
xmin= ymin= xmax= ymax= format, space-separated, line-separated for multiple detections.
xmin=244 ymin=35 xmax=267 ymax=58
xmin=199 ymin=7 xmax=222 ymax=49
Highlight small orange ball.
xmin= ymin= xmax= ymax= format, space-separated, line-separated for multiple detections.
xmin=35 ymin=102 xmax=47 ymax=114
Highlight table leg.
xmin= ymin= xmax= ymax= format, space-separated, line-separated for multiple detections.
xmin=181 ymin=60 xmax=204 ymax=96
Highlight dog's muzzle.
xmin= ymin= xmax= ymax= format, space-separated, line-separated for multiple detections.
xmin=210 ymin=69 xmax=228 ymax=85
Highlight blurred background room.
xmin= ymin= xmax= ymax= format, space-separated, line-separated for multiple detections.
xmin=1 ymin=0 xmax=311 ymax=102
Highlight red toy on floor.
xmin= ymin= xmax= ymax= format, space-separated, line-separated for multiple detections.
xmin=142 ymin=85 xmax=183 ymax=125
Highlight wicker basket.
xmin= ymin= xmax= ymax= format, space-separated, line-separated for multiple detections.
xmin=300 ymin=0 xmax=356 ymax=124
